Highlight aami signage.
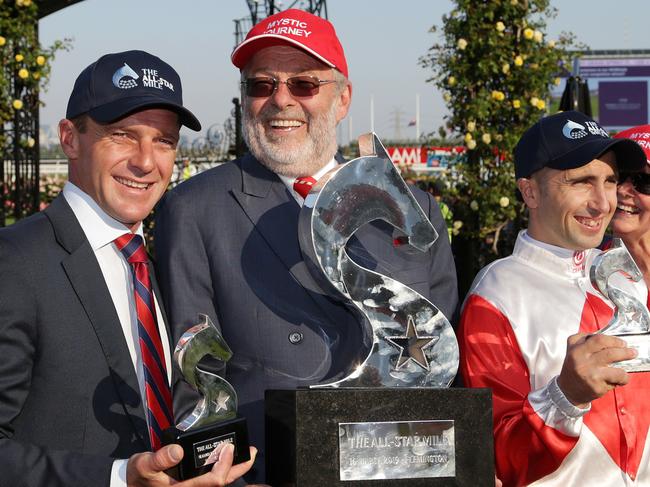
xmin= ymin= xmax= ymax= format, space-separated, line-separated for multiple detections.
xmin=386 ymin=146 xmax=465 ymax=172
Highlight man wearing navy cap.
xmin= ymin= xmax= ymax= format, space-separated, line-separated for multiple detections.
xmin=0 ymin=50 xmax=255 ymax=486
xmin=459 ymin=111 xmax=650 ymax=486
xmin=154 ymin=9 xmax=457 ymax=483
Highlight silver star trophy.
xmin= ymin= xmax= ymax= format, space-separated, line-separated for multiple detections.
xmin=162 ymin=314 xmax=250 ymax=480
xmin=297 ymin=133 xmax=460 ymax=481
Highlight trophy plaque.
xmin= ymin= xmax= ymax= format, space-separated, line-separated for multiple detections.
xmin=163 ymin=315 xmax=250 ymax=480
xmin=590 ymin=238 xmax=650 ymax=372
xmin=266 ymin=134 xmax=494 ymax=486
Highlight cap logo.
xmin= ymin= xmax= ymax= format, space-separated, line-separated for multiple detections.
xmin=263 ymin=17 xmax=312 ymax=38
xmin=112 ymin=63 xmax=139 ymax=89
xmin=562 ymin=120 xmax=588 ymax=139
xmin=584 ymin=120 xmax=609 ymax=138
xmin=141 ymin=68 xmax=174 ymax=92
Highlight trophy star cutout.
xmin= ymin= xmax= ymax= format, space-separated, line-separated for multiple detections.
xmin=213 ymin=391 xmax=231 ymax=413
xmin=385 ymin=316 xmax=439 ymax=371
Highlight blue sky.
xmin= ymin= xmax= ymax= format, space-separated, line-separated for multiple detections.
xmin=39 ymin=0 xmax=649 ymax=144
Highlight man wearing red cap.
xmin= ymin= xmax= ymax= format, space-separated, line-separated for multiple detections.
xmin=155 ymin=9 xmax=457 ymax=484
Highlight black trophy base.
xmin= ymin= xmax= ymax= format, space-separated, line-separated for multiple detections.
xmin=162 ymin=416 xmax=250 ymax=480
xmin=265 ymin=388 xmax=493 ymax=486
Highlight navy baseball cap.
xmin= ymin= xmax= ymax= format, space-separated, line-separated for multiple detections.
xmin=514 ymin=111 xmax=645 ymax=179
xmin=66 ymin=50 xmax=201 ymax=131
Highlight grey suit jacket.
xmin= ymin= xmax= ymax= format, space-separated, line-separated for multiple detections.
xmin=0 ymin=195 xmax=168 ymax=487
xmin=154 ymin=154 xmax=458 ymax=483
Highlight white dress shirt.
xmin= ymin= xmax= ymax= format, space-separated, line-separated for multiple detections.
xmin=278 ymin=158 xmax=339 ymax=205
xmin=62 ymin=182 xmax=172 ymax=486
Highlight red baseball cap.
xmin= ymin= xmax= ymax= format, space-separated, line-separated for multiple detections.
xmin=231 ymin=9 xmax=348 ymax=78
xmin=614 ymin=125 xmax=650 ymax=166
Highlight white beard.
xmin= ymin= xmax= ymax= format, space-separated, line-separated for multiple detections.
xmin=242 ymin=98 xmax=339 ymax=177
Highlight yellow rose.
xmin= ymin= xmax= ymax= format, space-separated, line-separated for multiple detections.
xmin=18 ymin=68 xmax=28 ymax=79
xmin=510 ymin=0 xmax=518 ymax=4
xmin=496 ymin=22 xmax=505 ymax=33
xmin=32 ymin=72 xmax=40 ymax=80
xmin=491 ymin=90 xmax=505 ymax=101
xmin=530 ymin=96 xmax=539 ymax=106
xmin=466 ymin=139 xmax=477 ymax=150
xmin=464 ymin=133 xmax=473 ymax=143
xmin=448 ymin=76 xmax=456 ymax=86
xmin=467 ymin=121 xmax=476 ymax=132
xmin=536 ymin=99 xmax=546 ymax=110
xmin=470 ymin=200 xmax=479 ymax=211
xmin=512 ymin=99 xmax=521 ymax=109
xmin=0 ymin=36 xmax=6 ymax=46
xmin=12 ymin=99 xmax=23 ymax=110
xmin=27 ymin=136 xmax=35 ymax=148
xmin=36 ymin=55 xmax=45 ymax=66
xmin=457 ymin=38 xmax=468 ymax=50
xmin=554 ymin=77 xmax=561 ymax=86
xmin=495 ymin=134 xmax=503 ymax=141
xmin=514 ymin=55 xmax=523 ymax=66
xmin=499 ymin=196 xmax=510 ymax=207
xmin=482 ymin=133 xmax=492 ymax=144
xmin=15 ymin=53 xmax=23 ymax=62
xmin=502 ymin=63 xmax=510 ymax=74
xmin=533 ymin=30 xmax=543 ymax=42
xmin=523 ymin=28 xmax=534 ymax=40
xmin=24 ymin=0 xmax=32 ymax=5
xmin=443 ymin=92 xmax=451 ymax=102
xmin=548 ymin=40 xmax=556 ymax=48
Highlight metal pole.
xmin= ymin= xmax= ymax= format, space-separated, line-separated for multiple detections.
xmin=415 ymin=93 xmax=420 ymax=142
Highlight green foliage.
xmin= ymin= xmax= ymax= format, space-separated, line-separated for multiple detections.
xmin=420 ymin=0 xmax=580 ymax=263
xmin=0 ymin=0 xmax=69 ymax=152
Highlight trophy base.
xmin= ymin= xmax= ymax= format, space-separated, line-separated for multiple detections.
xmin=612 ymin=333 xmax=650 ymax=372
xmin=265 ymin=388 xmax=494 ymax=486
xmin=162 ymin=416 xmax=250 ymax=480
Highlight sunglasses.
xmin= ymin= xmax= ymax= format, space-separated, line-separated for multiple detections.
xmin=241 ymin=76 xmax=336 ymax=98
xmin=619 ymin=172 xmax=650 ymax=195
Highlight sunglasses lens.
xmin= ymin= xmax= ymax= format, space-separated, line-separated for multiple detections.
xmin=245 ymin=78 xmax=276 ymax=97
xmin=619 ymin=172 xmax=650 ymax=195
xmin=635 ymin=174 xmax=650 ymax=195
xmin=286 ymin=76 xmax=320 ymax=97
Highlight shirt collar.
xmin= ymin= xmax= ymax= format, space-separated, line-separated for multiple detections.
xmin=62 ymin=182 xmax=144 ymax=251
xmin=278 ymin=158 xmax=339 ymax=202
xmin=514 ymin=230 xmax=595 ymax=279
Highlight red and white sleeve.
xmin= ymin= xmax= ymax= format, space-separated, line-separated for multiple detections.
xmin=459 ymin=294 xmax=587 ymax=487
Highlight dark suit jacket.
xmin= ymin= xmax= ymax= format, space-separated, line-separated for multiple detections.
xmin=154 ymin=154 xmax=458 ymax=483
xmin=0 ymin=195 xmax=168 ymax=487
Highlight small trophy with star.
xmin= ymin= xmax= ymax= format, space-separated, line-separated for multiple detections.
xmin=163 ymin=314 xmax=249 ymax=480
xmin=265 ymin=134 xmax=494 ymax=486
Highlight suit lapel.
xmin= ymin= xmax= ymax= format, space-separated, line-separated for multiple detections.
xmin=231 ymin=155 xmax=348 ymax=317
xmin=231 ymin=155 xmax=304 ymax=277
xmin=44 ymin=196 xmax=150 ymax=448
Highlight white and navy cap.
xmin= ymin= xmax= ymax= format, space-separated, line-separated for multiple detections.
xmin=66 ymin=50 xmax=201 ymax=131
xmin=514 ymin=111 xmax=645 ymax=179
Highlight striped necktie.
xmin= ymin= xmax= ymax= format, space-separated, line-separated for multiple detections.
xmin=293 ymin=176 xmax=317 ymax=199
xmin=114 ymin=233 xmax=173 ymax=450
